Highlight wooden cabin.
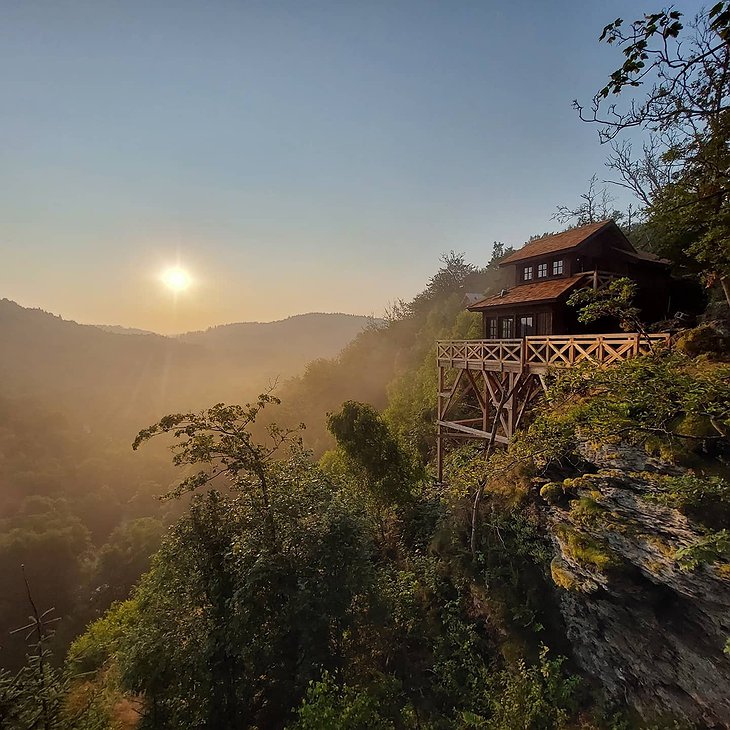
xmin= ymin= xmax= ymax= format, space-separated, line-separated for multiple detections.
xmin=467 ymin=220 xmax=671 ymax=338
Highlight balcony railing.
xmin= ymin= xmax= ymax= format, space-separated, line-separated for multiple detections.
xmin=437 ymin=333 xmax=670 ymax=371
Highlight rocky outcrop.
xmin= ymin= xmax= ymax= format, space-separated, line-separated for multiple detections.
xmin=540 ymin=443 xmax=730 ymax=726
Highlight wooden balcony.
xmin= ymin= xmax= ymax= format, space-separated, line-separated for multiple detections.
xmin=437 ymin=333 xmax=671 ymax=375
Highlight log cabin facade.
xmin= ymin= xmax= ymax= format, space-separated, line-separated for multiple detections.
xmin=467 ymin=220 xmax=671 ymax=338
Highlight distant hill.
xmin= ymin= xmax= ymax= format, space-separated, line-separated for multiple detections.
xmin=0 ymin=299 xmax=372 ymax=432
xmin=177 ymin=313 xmax=377 ymax=369
xmin=95 ymin=324 xmax=158 ymax=336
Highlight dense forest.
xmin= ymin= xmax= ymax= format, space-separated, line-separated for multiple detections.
xmin=2 ymin=3 xmax=730 ymax=729
xmin=0 ymin=310 xmax=372 ymax=671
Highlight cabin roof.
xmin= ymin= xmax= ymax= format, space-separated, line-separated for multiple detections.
xmin=467 ymin=273 xmax=586 ymax=310
xmin=612 ymin=246 xmax=671 ymax=266
xmin=499 ymin=220 xmax=613 ymax=265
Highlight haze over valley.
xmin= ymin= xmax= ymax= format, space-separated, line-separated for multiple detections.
xmin=2 ymin=2 xmax=729 ymax=727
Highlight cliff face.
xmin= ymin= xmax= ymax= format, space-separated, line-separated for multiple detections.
xmin=540 ymin=443 xmax=730 ymax=726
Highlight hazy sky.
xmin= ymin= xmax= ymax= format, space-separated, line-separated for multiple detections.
xmin=1 ymin=1 xmax=703 ymax=333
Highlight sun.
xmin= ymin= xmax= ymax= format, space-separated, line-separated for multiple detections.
xmin=161 ymin=267 xmax=191 ymax=292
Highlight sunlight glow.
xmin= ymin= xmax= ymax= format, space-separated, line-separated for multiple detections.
xmin=161 ymin=267 xmax=191 ymax=292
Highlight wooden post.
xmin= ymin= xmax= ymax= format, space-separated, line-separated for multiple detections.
xmin=437 ymin=362 xmax=444 ymax=483
xmin=482 ymin=371 xmax=489 ymax=437
xmin=435 ymin=333 xmax=670 ymax=483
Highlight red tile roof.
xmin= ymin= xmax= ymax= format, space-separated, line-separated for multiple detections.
xmin=467 ymin=274 xmax=587 ymax=310
xmin=499 ymin=220 xmax=613 ymax=265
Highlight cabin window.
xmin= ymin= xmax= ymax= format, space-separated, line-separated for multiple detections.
xmin=552 ymin=259 xmax=564 ymax=275
xmin=537 ymin=262 xmax=548 ymax=278
xmin=523 ymin=265 xmax=533 ymax=281
xmin=487 ymin=317 xmax=498 ymax=339
xmin=500 ymin=317 xmax=514 ymax=338
xmin=519 ymin=315 xmax=535 ymax=336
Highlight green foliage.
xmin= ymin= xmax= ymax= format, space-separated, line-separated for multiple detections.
xmin=133 ymin=394 xmax=300 ymax=501
xmin=675 ymin=530 xmax=730 ymax=571
xmin=521 ymin=352 xmax=730 ymax=463
xmin=66 ymin=600 xmax=139 ymax=676
xmin=567 ymin=277 xmax=642 ymax=332
xmin=385 ymin=309 xmax=482 ymax=460
xmin=410 ymin=251 xmax=478 ymax=316
xmin=327 ymin=401 xmax=419 ymax=511
xmin=115 ymin=474 xmax=372 ymax=728
xmin=0 ymin=652 xmax=68 ymax=730
xmin=288 ymin=672 xmax=397 ymax=730
xmin=580 ymin=4 xmax=730 ymax=301
xmin=463 ymin=647 xmax=580 ymax=730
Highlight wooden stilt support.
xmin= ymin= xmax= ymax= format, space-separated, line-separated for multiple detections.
xmin=435 ymin=333 xmax=670 ymax=482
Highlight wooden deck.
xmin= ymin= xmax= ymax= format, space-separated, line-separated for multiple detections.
xmin=436 ymin=332 xmax=670 ymax=480
xmin=437 ymin=333 xmax=670 ymax=374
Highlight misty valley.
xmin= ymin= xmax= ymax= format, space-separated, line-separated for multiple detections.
xmin=2 ymin=2 xmax=730 ymax=729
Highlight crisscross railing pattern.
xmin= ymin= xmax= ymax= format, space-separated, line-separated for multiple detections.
xmin=436 ymin=339 xmax=523 ymax=367
xmin=437 ymin=333 xmax=670 ymax=370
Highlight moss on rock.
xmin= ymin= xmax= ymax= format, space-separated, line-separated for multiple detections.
xmin=539 ymin=482 xmax=564 ymax=505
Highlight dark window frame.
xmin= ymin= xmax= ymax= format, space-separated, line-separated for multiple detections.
xmin=523 ymin=265 xmax=533 ymax=281
xmin=519 ymin=315 xmax=535 ymax=336
xmin=500 ymin=316 xmax=514 ymax=339
xmin=552 ymin=258 xmax=564 ymax=276
xmin=537 ymin=262 xmax=548 ymax=278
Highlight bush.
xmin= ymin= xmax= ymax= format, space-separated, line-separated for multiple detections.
xmin=288 ymin=672 xmax=398 ymax=730
xmin=461 ymin=646 xmax=580 ymax=729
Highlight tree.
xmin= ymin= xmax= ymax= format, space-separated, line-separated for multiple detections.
xmin=409 ymin=252 xmax=478 ymax=315
xmin=133 ymin=394 xmax=302 ymax=549
xmin=327 ymin=401 xmax=419 ymax=532
xmin=0 ymin=570 xmax=67 ymax=730
xmin=553 ymin=175 xmax=624 ymax=226
xmin=96 ymin=397 xmax=378 ymax=729
xmin=567 ymin=277 xmax=646 ymax=335
xmin=487 ymin=242 xmax=515 ymax=268
xmin=575 ymin=5 xmax=730 ymax=304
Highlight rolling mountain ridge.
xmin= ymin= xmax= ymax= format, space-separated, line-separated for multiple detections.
xmin=0 ymin=298 xmax=373 ymax=431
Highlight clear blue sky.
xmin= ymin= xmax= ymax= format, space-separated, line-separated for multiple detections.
xmin=0 ymin=0 xmax=703 ymax=332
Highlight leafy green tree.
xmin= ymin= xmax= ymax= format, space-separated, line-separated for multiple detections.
xmin=118 ymin=478 xmax=372 ymax=728
xmin=133 ymin=394 xmax=302 ymax=548
xmin=462 ymin=647 xmax=580 ymax=730
xmin=566 ymin=277 xmax=646 ymax=335
xmin=522 ymin=351 xmax=730 ymax=461
xmin=327 ymin=401 xmax=419 ymax=516
xmin=576 ymin=4 xmax=730 ymax=303
xmin=288 ymin=672 xmax=396 ymax=730
xmin=73 ymin=396 xmax=376 ymax=729
xmin=410 ymin=251 xmax=477 ymax=315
